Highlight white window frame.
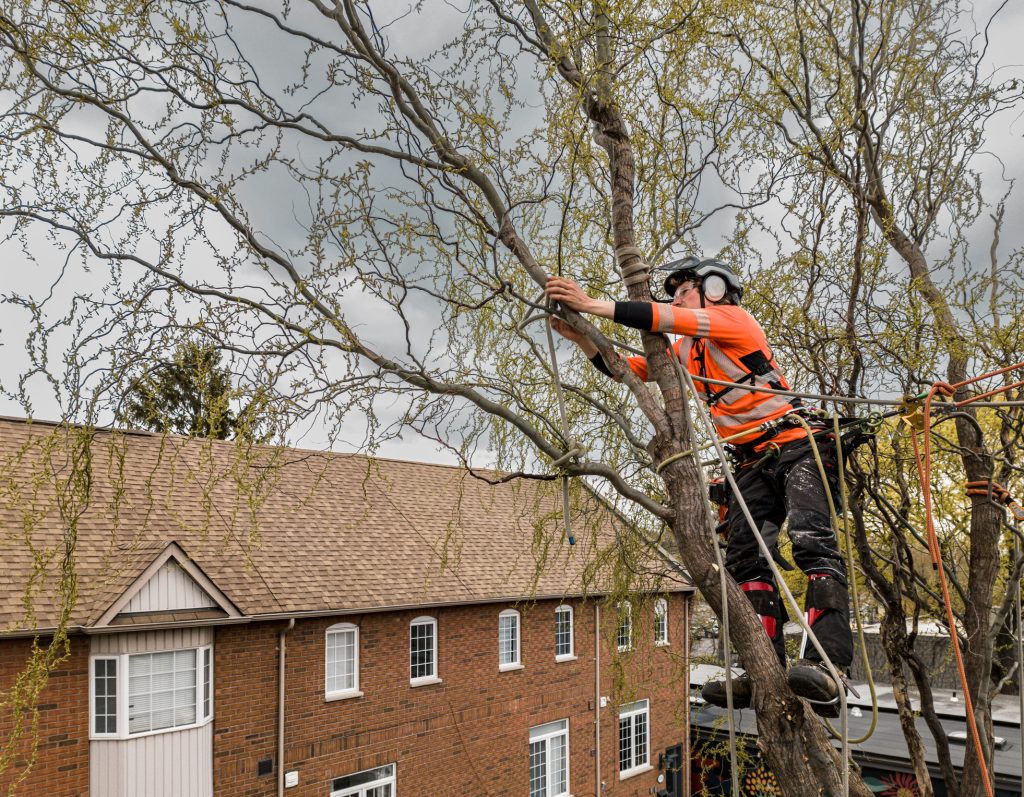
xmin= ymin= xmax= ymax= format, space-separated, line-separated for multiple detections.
xmin=325 ymin=622 xmax=362 ymax=701
xmin=202 ymin=646 xmax=213 ymax=719
xmin=409 ymin=616 xmax=441 ymax=686
xmin=618 ymin=699 xmax=651 ymax=779
xmin=88 ymin=645 xmax=213 ymax=741
xmin=555 ymin=604 xmax=576 ymax=662
xmin=89 ymin=655 xmax=119 ymax=738
xmin=529 ymin=718 xmax=570 ymax=797
xmin=654 ymin=598 xmax=669 ymax=646
xmin=330 ymin=762 xmax=396 ymax=797
xmin=498 ymin=608 xmax=522 ymax=671
xmin=616 ymin=602 xmax=632 ymax=652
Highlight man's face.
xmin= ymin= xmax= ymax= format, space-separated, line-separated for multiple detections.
xmin=671 ymin=279 xmax=701 ymax=309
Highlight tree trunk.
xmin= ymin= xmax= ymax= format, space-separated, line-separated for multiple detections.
xmin=662 ymin=458 xmax=874 ymax=797
xmin=956 ymin=407 xmax=1002 ymax=797
xmin=867 ymin=199 xmax=1003 ymax=797
xmin=881 ymin=612 xmax=937 ymax=797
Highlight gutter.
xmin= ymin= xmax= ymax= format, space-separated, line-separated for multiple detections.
xmin=278 ymin=618 xmax=295 ymax=797
xmin=2 ymin=590 xmax=694 ymax=640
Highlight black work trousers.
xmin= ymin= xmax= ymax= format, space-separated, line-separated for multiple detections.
xmin=723 ymin=435 xmax=853 ymax=667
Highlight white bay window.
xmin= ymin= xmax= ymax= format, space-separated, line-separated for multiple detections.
xmin=90 ymin=646 xmax=212 ymax=739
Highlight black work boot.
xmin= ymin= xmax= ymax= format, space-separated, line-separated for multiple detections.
xmin=787 ymin=659 xmax=842 ymax=717
xmin=701 ymin=674 xmax=752 ymax=710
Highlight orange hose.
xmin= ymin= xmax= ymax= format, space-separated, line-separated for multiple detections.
xmin=914 ymin=359 xmax=1024 ymax=797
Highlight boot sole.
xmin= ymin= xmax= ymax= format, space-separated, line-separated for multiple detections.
xmin=701 ymin=680 xmax=752 ymax=710
xmin=787 ymin=670 xmax=838 ymax=704
xmin=788 ymin=667 xmax=842 ymax=717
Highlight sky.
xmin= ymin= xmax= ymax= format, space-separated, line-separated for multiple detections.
xmin=0 ymin=0 xmax=1022 ymax=466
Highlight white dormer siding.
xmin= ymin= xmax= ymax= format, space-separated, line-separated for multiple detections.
xmin=122 ymin=561 xmax=217 ymax=614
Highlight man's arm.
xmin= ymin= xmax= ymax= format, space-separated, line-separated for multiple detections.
xmin=546 ymin=276 xmax=748 ymax=344
xmin=544 ymin=277 xmax=615 ymax=320
xmin=545 ymin=277 xmax=653 ymax=380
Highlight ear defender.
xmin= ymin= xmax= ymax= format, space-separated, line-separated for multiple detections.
xmin=702 ymin=274 xmax=727 ymax=302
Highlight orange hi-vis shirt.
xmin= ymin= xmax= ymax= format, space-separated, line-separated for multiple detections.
xmin=620 ymin=303 xmax=807 ymax=450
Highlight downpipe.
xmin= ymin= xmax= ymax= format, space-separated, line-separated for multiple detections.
xmin=279 ymin=618 xmax=295 ymax=797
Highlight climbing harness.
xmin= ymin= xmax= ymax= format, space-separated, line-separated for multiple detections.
xmin=656 ymin=405 xmax=887 ymax=474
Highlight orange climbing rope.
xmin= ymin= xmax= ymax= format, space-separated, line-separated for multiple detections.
xmin=912 ymin=361 xmax=1024 ymax=797
xmin=965 ymin=480 xmax=1024 ymax=521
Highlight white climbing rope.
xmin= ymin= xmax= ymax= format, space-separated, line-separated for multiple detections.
xmin=666 ymin=354 xmax=852 ymax=797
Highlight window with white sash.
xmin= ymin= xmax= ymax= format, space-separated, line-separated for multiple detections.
xmin=326 ymin=622 xmax=360 ymax=699
xmin=409 ymin=616 xmax=438 ymax=684
xmin=616 ymin=602 xmax=632 ymax=652
xmin=331 ymin=763 xmax=396 ymax=797
xmin=618 ymin=699 xmax=650 ymax=777
xmin=498 ymin=609 xmax=521 ymax=670
xmin=554 ymin=605 xmax=574 ymax=660
xmin=654 ymin=598 xmax=669 ymax=646
xmin=529 ymin=719 xmax=570 ymax=797
xmin=89 ymin=646 xmax=213 ymax=739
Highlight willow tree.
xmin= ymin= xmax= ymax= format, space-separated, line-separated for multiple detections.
xmin=0 ymin=0 xmax=1019 ymax=794
xmin=721 ymin=2 xmax=1024 ymax=794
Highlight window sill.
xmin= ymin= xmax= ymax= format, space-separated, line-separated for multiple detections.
xmin=555 ymin=654 xmax=578 ymax=663
xmin=655 ymin=641 xmax=670 ymax=647
xmin=90 ymin=716 xmax=213 ymax=742
xmin=619 ymin=763 xmax=653 ymax=781
xmin=616 ymin=646 xmax=632 ymax=654
xmin=410 ymin=676 xmax=443 ymax=688
xmin=325 ymin=689 xmax=364 ymax=702
xmin=498 ymin=662 xmax=524 ymax=672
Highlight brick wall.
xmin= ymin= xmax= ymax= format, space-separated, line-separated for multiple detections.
xmin=213 ymin=621 xmax=282 ymax=796
xmin=214 ymin=593 xmax=692 ymax=797
xmin=0 ymin=592 xmax=692 ymax=797
xmin=0 ymin=635 xmax=89 ymax=797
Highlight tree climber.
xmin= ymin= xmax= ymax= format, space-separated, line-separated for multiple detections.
xmin=544 ymin=256 xmax=853 ymax=717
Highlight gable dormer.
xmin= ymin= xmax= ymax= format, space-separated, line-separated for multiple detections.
xmin=93 ymin=541 xmax=241 ymax=628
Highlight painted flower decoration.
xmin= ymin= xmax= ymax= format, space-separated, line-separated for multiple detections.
xmin=743 ymin=765 xmax=782 ymax=796
xmin=880 ymin=772 xmax=920 ymax=797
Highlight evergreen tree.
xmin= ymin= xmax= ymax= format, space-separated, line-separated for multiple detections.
xmin=118 ymin=342 xmax=237 ymax=440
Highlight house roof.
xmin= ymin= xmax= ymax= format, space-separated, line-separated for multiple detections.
xmin=0 ymin=416 xmax=690 ymax=634
xmin=688 ymin=665 xmax=1022 ymax=790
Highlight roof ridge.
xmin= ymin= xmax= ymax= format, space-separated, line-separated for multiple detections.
xmin=0 ymin=415 xmax=514 ymax=477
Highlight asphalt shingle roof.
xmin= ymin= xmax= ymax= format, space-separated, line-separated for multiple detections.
xmin=0 ymin=417 xmax=688 ymax=633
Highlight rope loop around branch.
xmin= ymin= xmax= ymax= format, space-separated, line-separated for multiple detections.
xmin=614 ymin=244 xmax=650 ymax=287
xmin=550 ymin=445 xmax=585 ymax=469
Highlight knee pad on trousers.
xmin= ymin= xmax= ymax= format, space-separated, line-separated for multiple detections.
xmin=804 ymin=574 xmax=853 ymax=667
xmin=741 ymin=581 xmax=784 ymax=639
xmin=805 ymin=574 xmax=849 ymax=626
